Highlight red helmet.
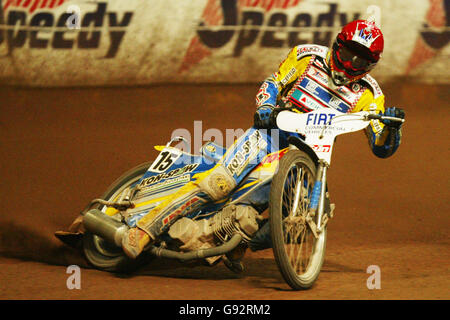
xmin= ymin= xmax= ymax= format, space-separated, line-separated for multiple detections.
xmin=329 ymin=20 xmax=384 ymax=86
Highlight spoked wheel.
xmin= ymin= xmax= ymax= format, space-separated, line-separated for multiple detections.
xmin=82 ymin=162 xmax=151 ymax=272
xmin=270 ymin=150 xmax=327 ymax=290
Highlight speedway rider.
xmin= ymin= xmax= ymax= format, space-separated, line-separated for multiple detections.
xmin=121 ymin=20 xmax=405 ymax=264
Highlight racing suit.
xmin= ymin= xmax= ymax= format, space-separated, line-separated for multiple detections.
xmin=255 ymin=44 xmax=402 ymax=158
xmin=124 ymin=44 xmax=403 ymax=259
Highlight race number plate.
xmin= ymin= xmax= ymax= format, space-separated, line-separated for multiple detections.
xmin=148 ymin=148 xmax=182 ymax=173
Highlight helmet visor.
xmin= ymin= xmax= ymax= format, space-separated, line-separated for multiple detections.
xmin=337 ymin=46 xmax=371 ymax=69
xmin=333 ymin=40 xmax=377 ymax=76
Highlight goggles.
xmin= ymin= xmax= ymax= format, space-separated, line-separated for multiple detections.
xmin=332 ymin=41 xmax=376 ymax=76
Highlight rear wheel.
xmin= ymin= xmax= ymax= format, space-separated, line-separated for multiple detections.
xmin=82 ymin=162 xmax=151 ymax=272
xmin=269 ymin=150 xmax=327 ymax=290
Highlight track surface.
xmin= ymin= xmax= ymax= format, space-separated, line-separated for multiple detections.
xmin=0 ymin=82 xmax=449 ymax=300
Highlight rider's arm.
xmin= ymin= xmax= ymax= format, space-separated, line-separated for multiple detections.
xmin=256 ymin=47 xmax=311 ymax=108
xmin=353 ymin=89 xmax=402 ymax=158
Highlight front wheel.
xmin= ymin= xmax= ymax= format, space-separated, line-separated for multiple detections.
xmin=269 ymin=150 xmax=327 ymax=290
xmin=82 ymin=162 xmax=151 ymax=272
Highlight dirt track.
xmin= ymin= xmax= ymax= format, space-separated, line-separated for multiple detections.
xmin=0 ymin=82 xmax=449 ymax=300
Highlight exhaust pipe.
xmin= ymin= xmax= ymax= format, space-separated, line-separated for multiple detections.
xmin=148 ymin=233 xmax=243 ymax=262
xmin=82 ymin=209 xmax=128 ymax=247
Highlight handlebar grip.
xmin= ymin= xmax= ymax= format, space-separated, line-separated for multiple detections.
xmin=382 ymin=116 xmax=405 ymax=123
xmin=367 ymin=114 xmax=382 ymax=120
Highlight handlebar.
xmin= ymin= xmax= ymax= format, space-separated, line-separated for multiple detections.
xmin=366 ymin=113 xmax=405 ymax=123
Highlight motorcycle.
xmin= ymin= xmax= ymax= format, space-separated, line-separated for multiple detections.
xmin=55 ymin=108 xmax=404 ymax=290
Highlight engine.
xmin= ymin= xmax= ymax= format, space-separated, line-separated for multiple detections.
xmin=168 ymin=205 xmax=261 ymax=264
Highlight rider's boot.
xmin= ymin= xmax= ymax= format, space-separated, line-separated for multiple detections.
xmin=248 ymin=219 xmax=272 ymax=251
xmin=122 ymin=165 xmax=237 ymax=259
xmin=248 ymin=194 xmax=334 ymax=252
xmin=122 ymin=228 xmax=151 ymax=259
xmin=224 ymin=243 xmax=248 ymax=274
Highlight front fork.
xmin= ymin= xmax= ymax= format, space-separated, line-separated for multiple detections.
xmin=307 ymin=160 xmax=331 ymax=237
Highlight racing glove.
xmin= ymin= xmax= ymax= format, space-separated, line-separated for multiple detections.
xmin=381 ymin=107 xmax=405 ymax=129
xmin=254 ymin=105 xmax=275 ymax=128
xmin=370 ymin=107 xmax=405 ymax=158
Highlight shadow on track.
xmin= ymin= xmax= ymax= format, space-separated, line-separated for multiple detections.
xmin=0 ymin=222 xmax=282 ymax=285
xmin=0 ymin=222 xmax=87 ymax=267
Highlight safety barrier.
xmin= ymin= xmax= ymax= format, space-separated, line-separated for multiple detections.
xmin=0 ymin=0 xmax=448 ymax=86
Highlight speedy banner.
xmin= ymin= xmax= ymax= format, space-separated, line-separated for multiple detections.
xmin=0 ymin=0 xmax=448 ymax=86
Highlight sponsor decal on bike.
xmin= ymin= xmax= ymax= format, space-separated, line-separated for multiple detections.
xmin=179 ymin=0 xmax=362 ymax=73
xmin=139 ymin=174 xmax=191 ymax=193
xmin=139 ymin=164 xmax=199 ymax=187
xmin=161 ymin=196 xmax=203 ymax=227
xmin=304 ymin=111 xmax=350 ymax=136
xmin=312 ymin=144 xmax=331 ymax=153
xmin=226 ymin=130 xmax=267 ymax=176
xmin=0 ymin=1 xmax=133 ymax=57
xmin=306 ymin=112 xmax=336 ymax=125
xmin=255 ymin=147 xmax=289 ymax=172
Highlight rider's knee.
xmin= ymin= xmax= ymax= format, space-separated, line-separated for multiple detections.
xmin=197 ymin=164 xmax=236 ymax=201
